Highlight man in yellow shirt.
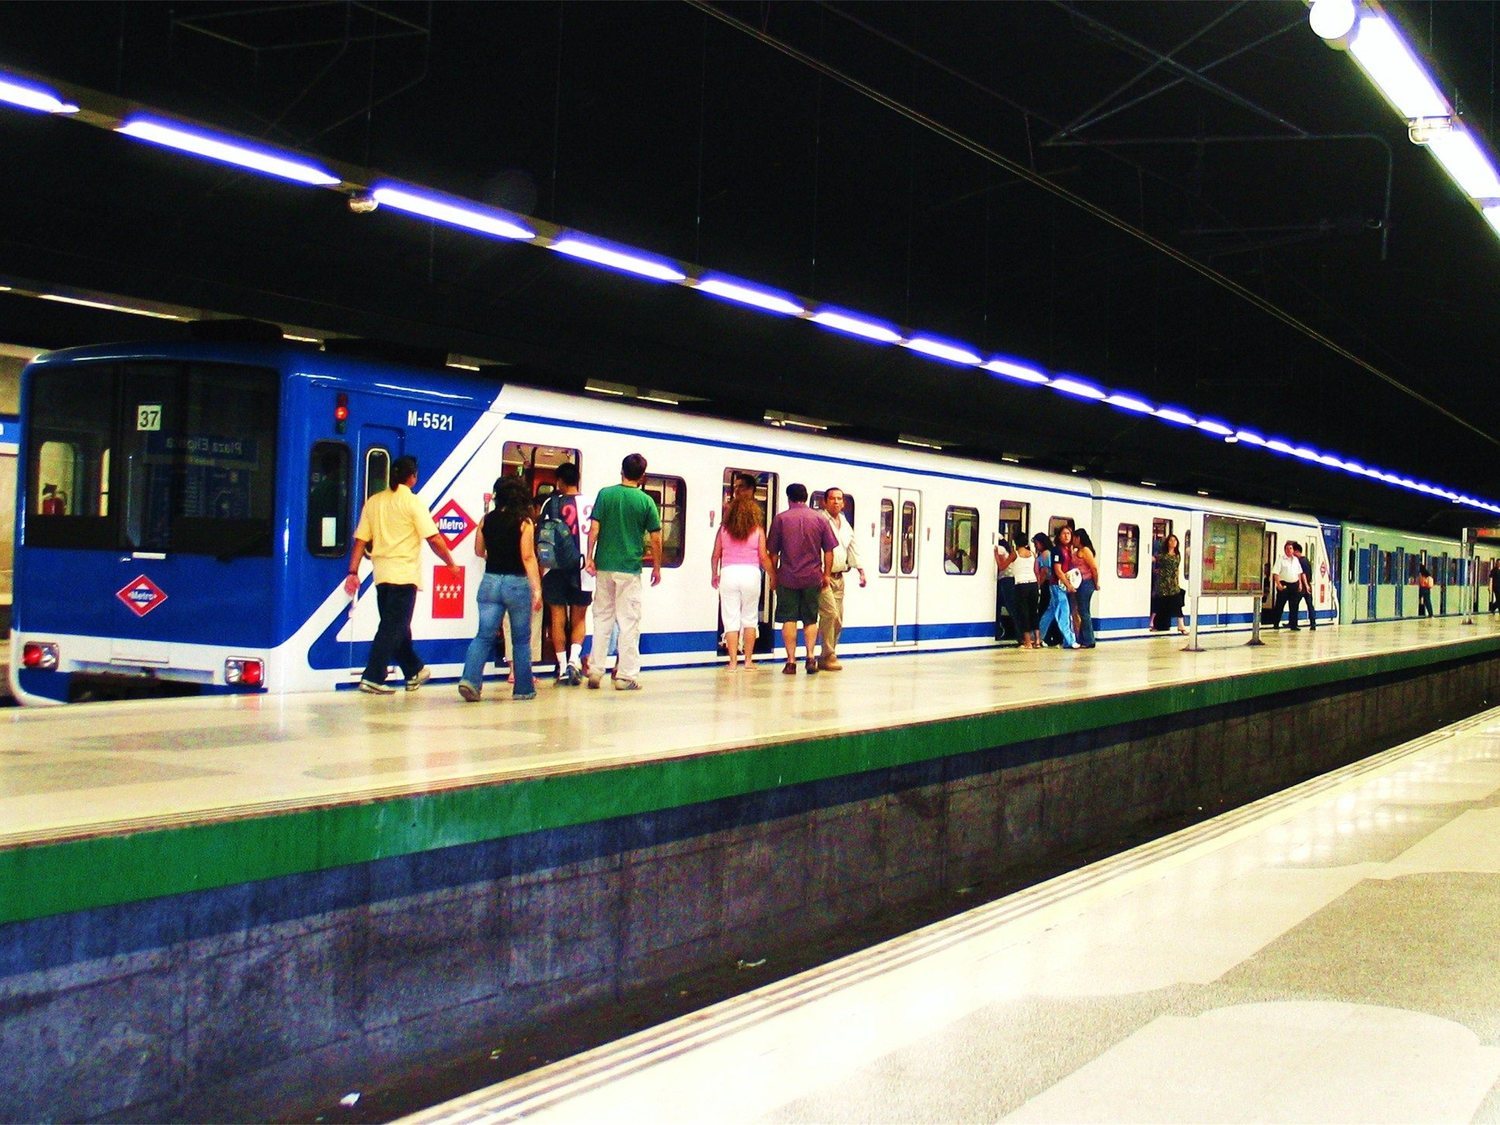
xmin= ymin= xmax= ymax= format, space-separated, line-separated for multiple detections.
xmin=344 ymin=456 xmax=462 ymax=694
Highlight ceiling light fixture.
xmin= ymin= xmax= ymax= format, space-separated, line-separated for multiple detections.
xmin=695 ymin=275 xmax=804 ymax=316
xmin=902 ymin=337 xmax=982 ymax=365
xmin=371 ymin=185 xmax=534 ymax=241
xmin=1049 ymin=376 xmax=1107 ymax=400
xmin=549 ymin=237 xmax=686 ymax=281
xmin=1105 ymin=393 xmax=1155 ymax=414
xmin=983 ymin=358 xmax=1049 ymax=384
xmin=0 ymin=74 xmax=78 ymax=114
xmin=809 ymin=309 xmax=903 ymax=344
xmin=1154 ymin=407 xmax=1197 ymax=427
xmin=36 ymin=293 xmax=186 ymax=320
xmin=115 ymin=116 xmax=341 ymax=186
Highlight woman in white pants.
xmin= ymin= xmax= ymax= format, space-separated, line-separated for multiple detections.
xmin=712 ymin=492 xmax=776 ymax=669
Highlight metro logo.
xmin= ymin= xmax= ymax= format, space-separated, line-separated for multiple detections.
xmin=116 ymin=575 xmax=168 ymax=617
xmin=433 ymin=499 xmax=476 ymax=550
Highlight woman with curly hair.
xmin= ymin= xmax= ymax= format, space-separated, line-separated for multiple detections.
xmin=711 ymin=490 xmax=775 ymax=669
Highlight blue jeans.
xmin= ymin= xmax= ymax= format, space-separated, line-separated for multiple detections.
xmin=461 ymin=573 xmax=534 ymax=697
xmin=1074 ymin=578 xmax=1097 ymax=646
xmin=363 ymin=583 xmax=421 ymax=684
xmin=1040 ymin=584 xmax=1077 ymax=647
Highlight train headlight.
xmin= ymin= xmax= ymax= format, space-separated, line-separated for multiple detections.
xmin=225 ymin=658 xmax=264 ymax=686
xmin=21 ymin=642 xmax=59 ymax=670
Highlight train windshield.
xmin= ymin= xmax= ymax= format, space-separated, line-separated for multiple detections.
xmin=25 ymin=359 xmax=279 ymax=556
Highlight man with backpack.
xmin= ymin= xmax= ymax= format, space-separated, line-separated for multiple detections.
xmin=538 ymin=462 xmax=591 ymax=686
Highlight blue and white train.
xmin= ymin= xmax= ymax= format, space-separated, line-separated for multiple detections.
xmin=8 ymin=338 xmax=1487 ymax=704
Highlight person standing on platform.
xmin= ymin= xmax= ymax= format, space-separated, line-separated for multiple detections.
xmin=345 ymin=455 xmax=461 ymax=695
xmin=1151 ymin=533 xmax=1188 ymax=634
xmin=540 ymin=462 xmax=591 ymax=686
xmin=1011 ymin=533 xmax=1041 ymax=649
xmin=1291 ymin=541 xmax=1318 ymax=630
xmin=1033 ymin=532 xmax=1063 ymax=647
xmin=1072 ymin=528 xmax=1101 ymax=647
xmin=712 ymin=486 xmax=775 ymax=670
xmin=993 ymin=537 xmax=1022 ymax=647
xmin=1272 ymin=541 xmax=1304 ymax=629
xmin=1417 ymin=565 xmax=1435 ymax=618
xmin=585 ymin=453 xmax=662 ymax=691
xmin=1039 ymin=528 xmax=1081 ymax=649
xmin=1489 ymin=562 xmax=1499 ymax=613
xmin=459 ymin=477 xmax=542 ymax=702
xmin=816 ymin=486 xmax=865 ymax=671
xmin=768 ymin=482 xmax=837 ymax=675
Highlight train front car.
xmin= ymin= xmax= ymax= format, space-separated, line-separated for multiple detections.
xmin=8 ymin=340 xmax=488 ymax=703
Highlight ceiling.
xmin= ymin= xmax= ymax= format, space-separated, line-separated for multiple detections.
xmin=1 ymin=1 xmax=1497 ymax=535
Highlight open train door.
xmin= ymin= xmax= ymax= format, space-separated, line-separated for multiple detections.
xmin=878 ymin=487 xmax=920 ymax=647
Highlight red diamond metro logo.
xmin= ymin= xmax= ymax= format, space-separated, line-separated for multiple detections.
xmin=117 ymin=574 xmax=168 ymax=617
xmin=433 ymin=499 xmax=476 ymax=551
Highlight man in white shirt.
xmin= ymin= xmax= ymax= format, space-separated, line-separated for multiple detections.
xmin=1271 ymin=542 xmax=1306 ymax=631
xmin=817 ymin=487 xmax=866 ymax=670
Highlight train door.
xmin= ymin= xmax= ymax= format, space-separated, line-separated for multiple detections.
xmin=1319 ymin=523 xmax=1340 ymax=621
xmin=503 ymin=440 xmax=582 ymax=668
xmin=718 ymin=468 xmax=777 ymax=656
xmin=878 ymin=488 xmax=920 ymax=646
xmin=346 ymin=425 xmax=401 ymax=664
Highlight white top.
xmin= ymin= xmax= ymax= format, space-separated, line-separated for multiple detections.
xmin=826 ymin=513 xmax=862 ymax=574
xmin=1010 ymin=547 xmax=1038 ymax=584
xmin=1275 ymin=555 xmax=1304 ymax=584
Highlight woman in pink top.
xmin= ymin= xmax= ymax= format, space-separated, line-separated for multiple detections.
xmin=712 ymin=493 xmax=776 ymax=669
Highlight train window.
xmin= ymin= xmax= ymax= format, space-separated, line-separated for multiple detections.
xmin=307 ymin=442 xmax=351 ymax=557
xmin=365 ymin=448 xmax=390 ymax=499
xmin=24 ymin=365 xmax=116 ymax=549
xmin=26 ymin=360 xmax=279 ymax=555
xmin=502 ymin=441 xmax=581 ymax=498
xmin=1117 ymin=524 xmax=1140 ymax=579
xmin=1047 ymin=515 xmax=1074 ymax=541
xmin=810 ymin=489 xmax=855 ymax=526
xmin=1183 ymin=529 xmax=1191 ymax=580
xmin=642 ymin=473 xmax=685 ymax=568
xmin=943 ymin=506 xmax=979 ymax=575
xmin=1379 ymin=551 xmax=1393 ymax=584
xmin=1405 ymin=555 xmax=1420 ymax=585
xmin=879 ymin=499 xmax=894 ymax=574
xmin=900 ymin=501 xmax=918 ymax=575
xmin=725 ymin=468 xmax=777 ymax=523
xmin=1348 ymin=548 xmax=1357 ymax=584
xmin=997 ymin=500 xmax=1029 ymax=550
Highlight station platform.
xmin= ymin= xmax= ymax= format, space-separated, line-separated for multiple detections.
xmin=409 ymin=699 xmax=1500 ymax=1124
xmin=4 ymin=619 xmax=1500 ymax=1120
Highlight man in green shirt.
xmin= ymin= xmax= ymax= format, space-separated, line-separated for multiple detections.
xmin=585 ymin=452 xmax=662 ymax=690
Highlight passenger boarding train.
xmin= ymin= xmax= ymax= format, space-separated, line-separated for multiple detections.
xmin=9 ymin=338 xmax=1494 ymax=704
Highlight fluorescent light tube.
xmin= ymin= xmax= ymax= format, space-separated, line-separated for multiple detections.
xmin=0 ymin=76 xmax=78 ymax=114
xmin=371 ymin=185 xmax=535 ymax=240
xmin=1425 ymin=129 xmax=1500 ymax=199
xmin=1105 ymin=394 xmax=1154 ymax=413
xmin=1346 ymin=14 xmax=1449 ymax=120
xmin=116 ymin=117 xmax=341 ymax=186
xmin=983 ymin=358 xmax=1049 ymax=384
xmin=1154 ymin=407 xmax=1197 ymax=426
xmin=695 ymin=276 xmax=803 ymax=316
xmin=550 ymin=238 xmax=686 ymax=281
xmin=809 ymin=310 xmax=903 ymax=344
xmin=1194 ymin=419 xmax=1234 ymax=435
xmin=37 ymin=293 xmax=185 ymax=320
xmin=903 ymin=337 xmax=981 ymax=365
xmin=1050 ymin=377 xmax=1106 ymax=400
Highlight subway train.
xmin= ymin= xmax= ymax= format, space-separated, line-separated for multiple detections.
xmin=9 ymin=338 xmax=1493 ymax=704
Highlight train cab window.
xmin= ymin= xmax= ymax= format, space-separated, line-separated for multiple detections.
xmin=26 ymin=359 xmax=279 ymax=555
xmin=307 ymin=442 xmax=351 ymax=557
xmin=1116 ymin=524 xmax=1140 ymax=579
xmin=364 ymin=448 xmax=390 ymax=499
xmin=642 ymin=473 xmax=685 ymax=568
xmin=943 ymin=506 xmax=979 ymax=575
xmin=900 ymin=501 xmax=918 ymax=575
xmin=879 ymin=499 xmax=894 ymax=575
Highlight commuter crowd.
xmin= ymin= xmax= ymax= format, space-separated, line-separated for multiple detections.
xmin=344 ymin=454 xmax=1337 ymax=700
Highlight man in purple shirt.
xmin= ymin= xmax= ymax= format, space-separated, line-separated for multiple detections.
xmin=767 ymin=482 xmax=837 ymax=675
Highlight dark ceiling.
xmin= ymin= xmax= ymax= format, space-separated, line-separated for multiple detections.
xmin=1 ymin=1 xmax=1497 ymax=535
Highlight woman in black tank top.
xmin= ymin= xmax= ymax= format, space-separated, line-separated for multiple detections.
xmin=459 ymin=476 xmax=542 ymax=701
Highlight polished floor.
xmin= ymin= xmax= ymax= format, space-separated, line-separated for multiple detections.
xmin=403 ymin=698 xmax=1500 ymax=1124
xmin=3 ymin=615 xmax=1498 ymax=852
